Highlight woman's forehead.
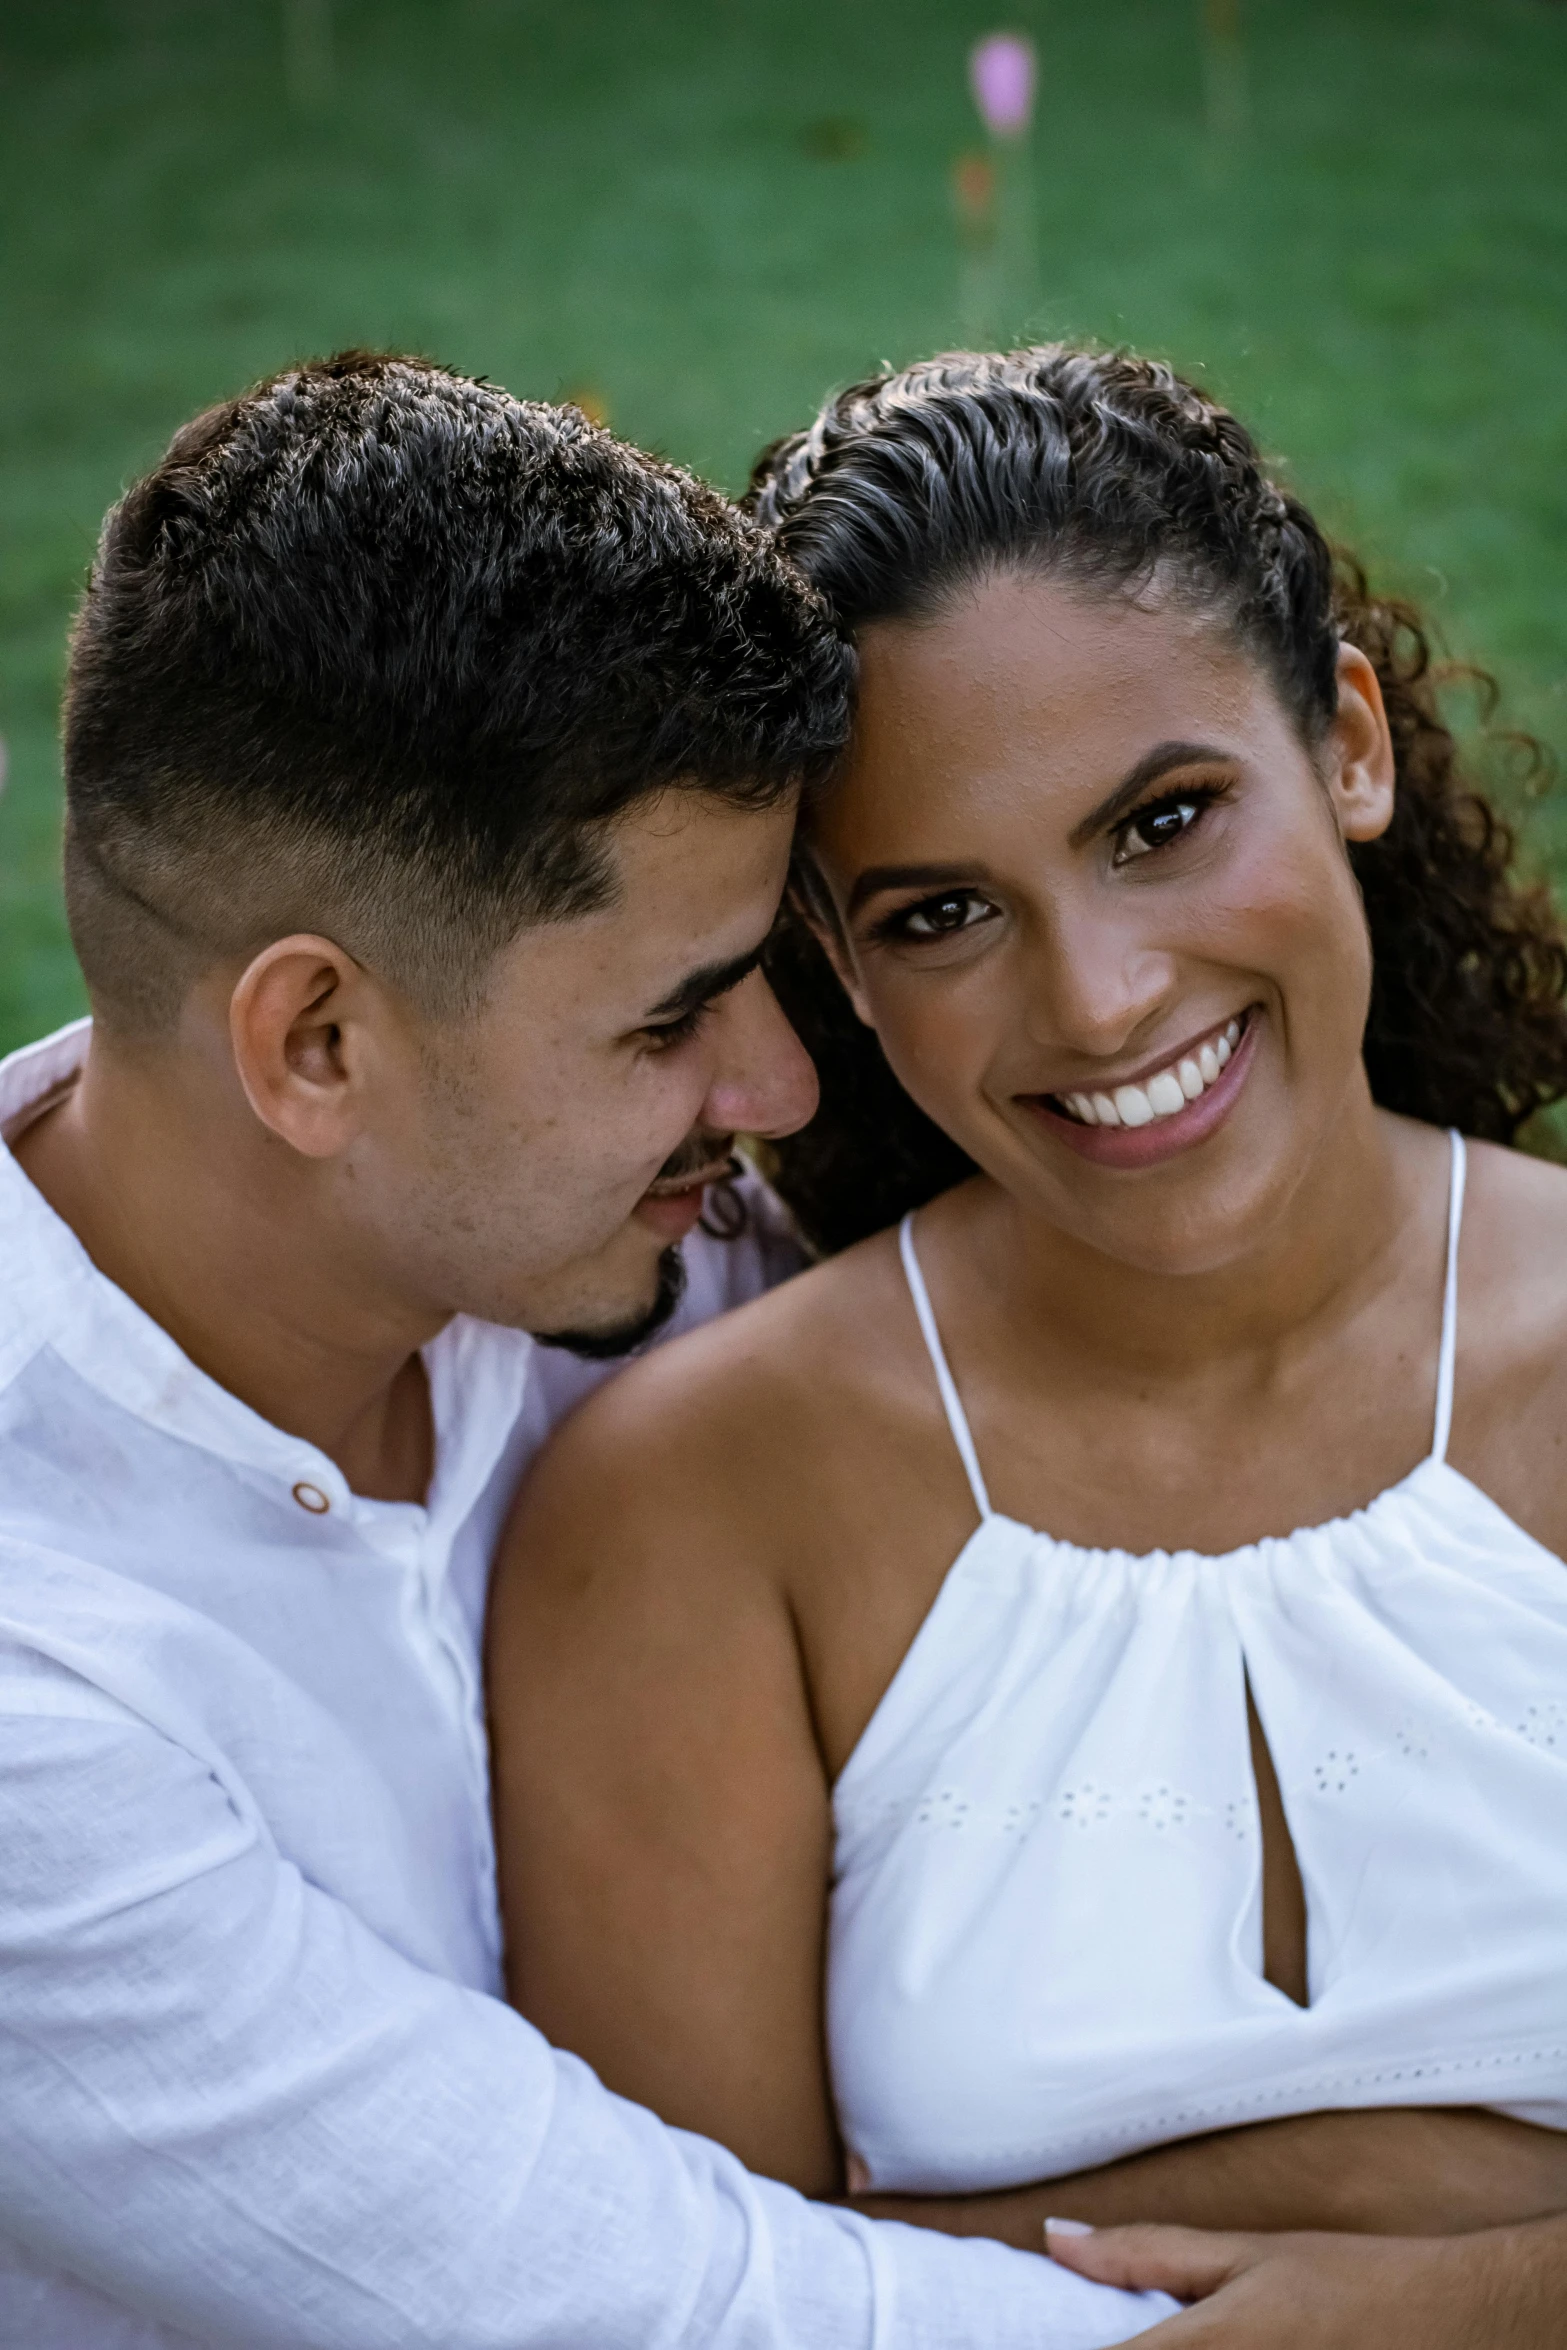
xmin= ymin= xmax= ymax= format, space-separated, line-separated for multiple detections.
xmin=838 ymin=577 xmax=1267 ymax=820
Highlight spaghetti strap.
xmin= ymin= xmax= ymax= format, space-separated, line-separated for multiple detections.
xmin=1430 ymin=1130 xmax=1467 ymax=1465
xmin=898 ymin=1214 xmax=993 ymax=1521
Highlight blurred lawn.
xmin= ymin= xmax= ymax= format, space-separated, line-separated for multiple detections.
xmin=2 ymin=0 xmax=1565 ymax=1053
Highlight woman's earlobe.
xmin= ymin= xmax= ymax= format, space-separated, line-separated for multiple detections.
xmin=1329 ymin=644 xmax=1397 ymax=845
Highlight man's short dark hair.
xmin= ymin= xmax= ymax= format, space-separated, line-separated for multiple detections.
xmin=62 ymin=351 xmax=853 ymax=1031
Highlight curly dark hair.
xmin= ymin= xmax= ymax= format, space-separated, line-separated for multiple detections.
xmin=746 ymin=346 xmax=1567 ymax=1255
xmin=64 ymin=350 xmax=852 ymax=1033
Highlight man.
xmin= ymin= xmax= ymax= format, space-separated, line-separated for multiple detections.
xmin=0 ymin=352 xmax=1169 ymax=2346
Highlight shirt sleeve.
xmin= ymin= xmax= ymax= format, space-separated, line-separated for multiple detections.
xmin=0 ymin=1644 xmax=1171 ymax=2350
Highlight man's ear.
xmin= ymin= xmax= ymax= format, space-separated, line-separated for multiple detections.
xmin=1325 ymin=643 xmax=1396 ymax=845
xmin=228 ymin=935 xmax=384 ymax=1158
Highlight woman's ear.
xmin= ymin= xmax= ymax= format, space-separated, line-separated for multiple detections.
xmin=801 ymin=903 xmax=877 ymax=1029
xmin=1325 ymin=643 xmax=1396 ymax=845
xmin=791 ymin=857 xmax=879 ymax=1027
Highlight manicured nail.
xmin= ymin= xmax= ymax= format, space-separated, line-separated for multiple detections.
xmin=1045 ymin=2216 xmax=1096 ymax=2237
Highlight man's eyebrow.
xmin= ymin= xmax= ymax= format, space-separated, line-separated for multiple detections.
xmin=1068 ymin=740 xmax=1235 ymax=849
xmin=642 ymin=942 xmax=766 ymax=1023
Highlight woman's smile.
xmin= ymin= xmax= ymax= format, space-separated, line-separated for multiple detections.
xmin=1026 ymin=1007 xmax=1259 ymax=1169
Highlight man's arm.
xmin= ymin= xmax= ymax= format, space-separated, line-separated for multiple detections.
xmin=0 ymin=1632 xmax=1169 ymax=2350
xmin=1043 ymin=2212 xmax=1567 ymax=2346
xmin=851 ymin=2106 xmax=1567 ymax=2248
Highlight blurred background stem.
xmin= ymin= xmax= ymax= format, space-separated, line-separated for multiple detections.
xmin=1202 ymin=0 xmax=1249 ymax=149
xmin=284 ymin=0 xmax=334 ymax=113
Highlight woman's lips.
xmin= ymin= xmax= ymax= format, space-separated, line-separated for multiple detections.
xmin=1023 ymin=1010 xmax=1261 ymax=1169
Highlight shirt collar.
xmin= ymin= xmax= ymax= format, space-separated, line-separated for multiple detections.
xmin=0 ymin=1020 xmax=535 ymax=1531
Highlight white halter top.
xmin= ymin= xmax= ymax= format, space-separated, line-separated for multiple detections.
xmin=827 ymin=1134 xmax=1567 ymax=2192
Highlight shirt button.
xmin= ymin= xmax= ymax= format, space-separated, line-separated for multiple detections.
xmin=292 ymin=1481 xmax=331 ymax=1515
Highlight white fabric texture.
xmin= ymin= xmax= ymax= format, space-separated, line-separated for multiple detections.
xmin=829 ymin=1136 xmax=1567 ymax=2194
xmin=0 ymin=1021 xmax=1171 ymax=2350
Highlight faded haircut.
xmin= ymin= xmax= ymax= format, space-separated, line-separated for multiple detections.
xmin=63 ymin=351 xmax=853 ymax=1033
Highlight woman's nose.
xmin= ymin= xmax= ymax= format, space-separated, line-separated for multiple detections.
xmin=1027 ymin=903 xmax=1178 ymax=1057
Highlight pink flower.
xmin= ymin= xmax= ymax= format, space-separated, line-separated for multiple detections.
xmin=969 ymin=32 xmax=1036 ymax=139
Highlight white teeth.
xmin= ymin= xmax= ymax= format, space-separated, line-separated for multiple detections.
xmin=1060 ymin=1016 xmax=1248 ymax=1129
xmin=1114 ymin=1084 xmax=1155 ymax=1128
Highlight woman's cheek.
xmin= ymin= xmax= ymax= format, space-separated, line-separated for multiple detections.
xmin=863 ymin=963 xmax=1007 ymax=1136
xmin=1201 ymin=801 xmax=1368 ymax=982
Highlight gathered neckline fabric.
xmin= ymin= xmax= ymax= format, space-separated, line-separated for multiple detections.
xmin=826 ymin=1133 xmax=1567 ymax=2192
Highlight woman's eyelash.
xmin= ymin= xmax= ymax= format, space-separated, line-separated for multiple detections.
xmin=865 ymin=784 xmax=1226 ymax=942
xmin=870 ymin=889 xmax=994 ymax=945
xmin=1112 ymin=781 xmax=1226 ymax=862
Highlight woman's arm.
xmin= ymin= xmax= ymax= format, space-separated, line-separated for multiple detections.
xmin=852 ymin=2107 xmax=1567 ymax=2247
xmin=486 ymin=1353 xmax=844 ymax=2194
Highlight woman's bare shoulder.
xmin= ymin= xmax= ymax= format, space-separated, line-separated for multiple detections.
xmin=496 ymin=1224 xmax=918 ymax=1595
xmin=1450 ymin=1137 xmax=1567 ymax=1547
xmin=1465 ymin=1138 xmax=1567 ymax=1341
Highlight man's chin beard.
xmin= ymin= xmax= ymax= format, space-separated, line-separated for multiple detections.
xmin=532 ymin=1245 xmax=688 ymax=1362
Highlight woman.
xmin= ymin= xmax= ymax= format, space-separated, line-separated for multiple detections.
xmin=486 ymin=351 xmax=1567 ymax=2281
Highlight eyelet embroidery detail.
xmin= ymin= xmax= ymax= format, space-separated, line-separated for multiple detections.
xmin=1057 ymin=1781 xmax=1115 ymax=1831
xmin=914 ymin=1788 xmax=971 ymax=1831
xmin=1137 ymin=1785 xmax=1192 ymax=1832
xmin=1515 ymin=1701 xmax=1567 ymax=1751
xmin=839 ymin=1690 xmax=1567 ymax=1868
xmin=1312 ymin=1748 xmax=1360 ymax=1794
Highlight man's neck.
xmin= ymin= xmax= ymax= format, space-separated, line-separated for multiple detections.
xmin=13 ymin=1034 xmax=437 ymax=1503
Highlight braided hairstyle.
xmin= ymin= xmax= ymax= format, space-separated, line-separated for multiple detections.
xmin=748 ymin=347 xmax=1567 ymax=1254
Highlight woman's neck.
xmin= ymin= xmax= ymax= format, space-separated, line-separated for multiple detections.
xmin=964 ymin=1083 xmax=1433 ymax=1393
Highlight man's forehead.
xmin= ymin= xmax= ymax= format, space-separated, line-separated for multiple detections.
xmin=602 ymin=789 xmax=795 ymax=940
xmin=610 ymin=783 xmax=799 ymax=866
xmin=494 ymin=790 xmax=795 ymax=1012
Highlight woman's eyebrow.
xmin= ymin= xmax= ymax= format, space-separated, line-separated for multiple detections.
xmin=845 ymin=863 xmax=981 ymax=920
xmin=1068 ymin=739 xmax=1233 ymax=848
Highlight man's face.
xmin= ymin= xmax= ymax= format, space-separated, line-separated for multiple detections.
xmin=350 ymin=788 xmax=817 ymax=1344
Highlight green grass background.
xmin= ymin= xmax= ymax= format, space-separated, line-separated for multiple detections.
xmin=3 ymin=0 xmax=1565 ymax=1054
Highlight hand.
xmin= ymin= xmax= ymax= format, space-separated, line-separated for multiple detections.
xmin=1043 ymin=2214 xmax=1567 ymax=2346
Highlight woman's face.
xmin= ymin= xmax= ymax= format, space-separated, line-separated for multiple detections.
xmin=807 ymin=569 xmax=1396 ymax=1275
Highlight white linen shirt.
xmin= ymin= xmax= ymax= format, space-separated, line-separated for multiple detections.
xmin=0 ymin=1020 xmax=1170 ymax=2350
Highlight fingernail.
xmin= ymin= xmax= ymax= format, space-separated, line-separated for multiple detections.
xmin=1045 ymin=2216 xmax=1096 ymax=2237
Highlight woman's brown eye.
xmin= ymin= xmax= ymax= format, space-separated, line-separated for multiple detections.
xmin=906 ymin=893 xmax=981 ymax=936
xmin=1119 ymin=799 xmax=1200 ymax=861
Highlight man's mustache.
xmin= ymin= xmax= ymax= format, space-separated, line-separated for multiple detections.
xmin=643 ymin=1133 xmax=741 ymax=1195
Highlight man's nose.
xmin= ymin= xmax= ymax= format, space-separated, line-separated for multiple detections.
xmin=701 ymin=968 xmax=819 ymax=1142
